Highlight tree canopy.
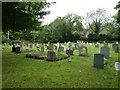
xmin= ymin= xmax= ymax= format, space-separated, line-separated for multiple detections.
xmin=115 ymin=1 xmax=120 ymax=23
xmin=2 ymin=2 xmax=54 ymax=33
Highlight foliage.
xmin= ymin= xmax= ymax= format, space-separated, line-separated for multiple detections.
xmin=115 ymin=1 xmax=120 ymax=23
xmin=44 ymin=13 xmax=83 ymax=42
xmin=83 ymin=8 xmax=110 ymax=36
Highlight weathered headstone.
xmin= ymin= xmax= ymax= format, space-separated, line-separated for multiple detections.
xmin=48 ymin=44 xmax=54 ymax=51
xmin=100 ymin=46 xmax=110 ymax=58
xmin=112 ymin=43 xmax=119 ymax=53
xmin=47 ymin=51 xmax=56 ymax=61
xmin=94 ymin=54 xmax=104 ymax=68
xmin=79 ymin=45 xmax=88 ymax=56
xmin=75 ymin=43 xmax=79 ymax=49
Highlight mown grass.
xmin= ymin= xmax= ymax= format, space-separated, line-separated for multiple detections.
xmin=2 ymin=44 xmax=119 ymax=88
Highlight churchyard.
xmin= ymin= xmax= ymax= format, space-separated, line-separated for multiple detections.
xmin=2 ymin=42 xmax=120 ymax=88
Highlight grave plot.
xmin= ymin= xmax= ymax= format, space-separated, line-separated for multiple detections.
xmin=25 ymin=43 xmax=70 ymax=61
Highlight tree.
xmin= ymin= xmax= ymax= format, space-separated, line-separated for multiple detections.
xmin=115 ymin=1 xmax=120 ymax=23
xmin=44 ymin=13 xmax=83 ymax=42
xmin=83 ymin=8 xmax=110 ymax=37
xmin=2 ymin=1 xmax=55 ymax=41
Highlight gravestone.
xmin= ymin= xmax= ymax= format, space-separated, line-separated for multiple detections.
xmin=58 ymin=46 xmax=64 ymax=52
xmin=66 ymin=49 xmax=73 ymax=56
xmin=54 ymin=45 xmax=57 ymax=50
xmin=112 ymin=43 xmax=119 ymax=53
xmin=75 ymin=43 xmax=79 ymax=49
xmin=12 ymin=44 xmax=16 ymax=52
xmin=79 ymin=45 xmax=88 ymax=56
xmin=15 ymin=47 xmax=21 ymax=53
xmin=47 ymin=51 xmax=56 ymax=61
xmin=115 ymin=62 xmax=120 ymax=71
xmin=94 ymin=54 xmax=104 ymax=68
xmin=100 ymin=46 xmax=110 ymax=58
xmin=95 ymin=42 xmax=99 ymax=48
xmin=41 ymin=45 xmax=44 ymax=52
xmin=48 ymin=44 xmax=54 ymax=51
xmin=68 ymin=42 xmax=72 ymax=49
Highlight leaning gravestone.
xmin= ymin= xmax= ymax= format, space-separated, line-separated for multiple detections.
xmin=94 ymin=54 xmax=104 ymax=68
xmin=47 ymin=51 xmax=56 ymax=61
xmin=100 ymin=45 xmax=110 ymax=58
xmin=79 ymin=45 xmax=88 ymax=56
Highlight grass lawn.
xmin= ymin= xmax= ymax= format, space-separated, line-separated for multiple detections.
xmin=2 ymin=44 xmax=120 ymax=88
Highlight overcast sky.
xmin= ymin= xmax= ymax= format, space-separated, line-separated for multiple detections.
xmin=42 ymin=0 xmax=119 ymax=25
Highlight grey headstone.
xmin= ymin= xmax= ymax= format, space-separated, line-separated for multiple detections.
xmin=79 ymin=45 xmax=88 ymax=56
xmin=112 ymin=43 xmax=119 ymax=53
xmin=100 ymin=46 xmax=110 ymax=58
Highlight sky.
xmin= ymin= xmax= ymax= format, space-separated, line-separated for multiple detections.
xmin=42 ymin=0 xmax=120 ymax=25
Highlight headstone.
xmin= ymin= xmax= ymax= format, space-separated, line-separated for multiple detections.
xmin=48 ymin=44 xmax=54 ymax=51
xmin=41 ymin=45 xmax=44 ymax=52
xmin=79 ymin=45 xmax=88 ymax=56
xmin=115 ymin=62 xmax=120 ymax=71
xmin=75 ymin=43 xmax=79 ymax=49
xmin=47 ymin=51 xmax=56 ymax=61
xmin=95 ymin=42 xmax=99 ymax=48
xmin=54 ymin=45 xmax=57 ymax=50
xmin=12 ymin=44 xmax=16 ymax=52
xmin=112 ymin=43 xmax=119 ymax=53
xmin=20 ymin=44 xmax=22 ymax=48
xmin=100 ymin=46 xmax=110 ymax=58
xmin=94 ymin=54 xmax=104 ymax=68
xmin=58 ymin=46 xmax=64 ymax=52
xmin=66 ymin=49 xmax=73 ymax=56
xmin=15 ymin=47 xmax=21 ymax=53
xmin=68 ymin=42 xmax=72 ymax=49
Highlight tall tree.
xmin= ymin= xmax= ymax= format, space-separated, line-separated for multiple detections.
xmin=2 ymin=1 xmax=55 ymax=40
xmin=44 ymin=13 xmax=83 ymax=42
xmin=115 ymin=1 xmax=120 ymax=23
xmin=83 ymin=8 xmax=110 ymax=36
